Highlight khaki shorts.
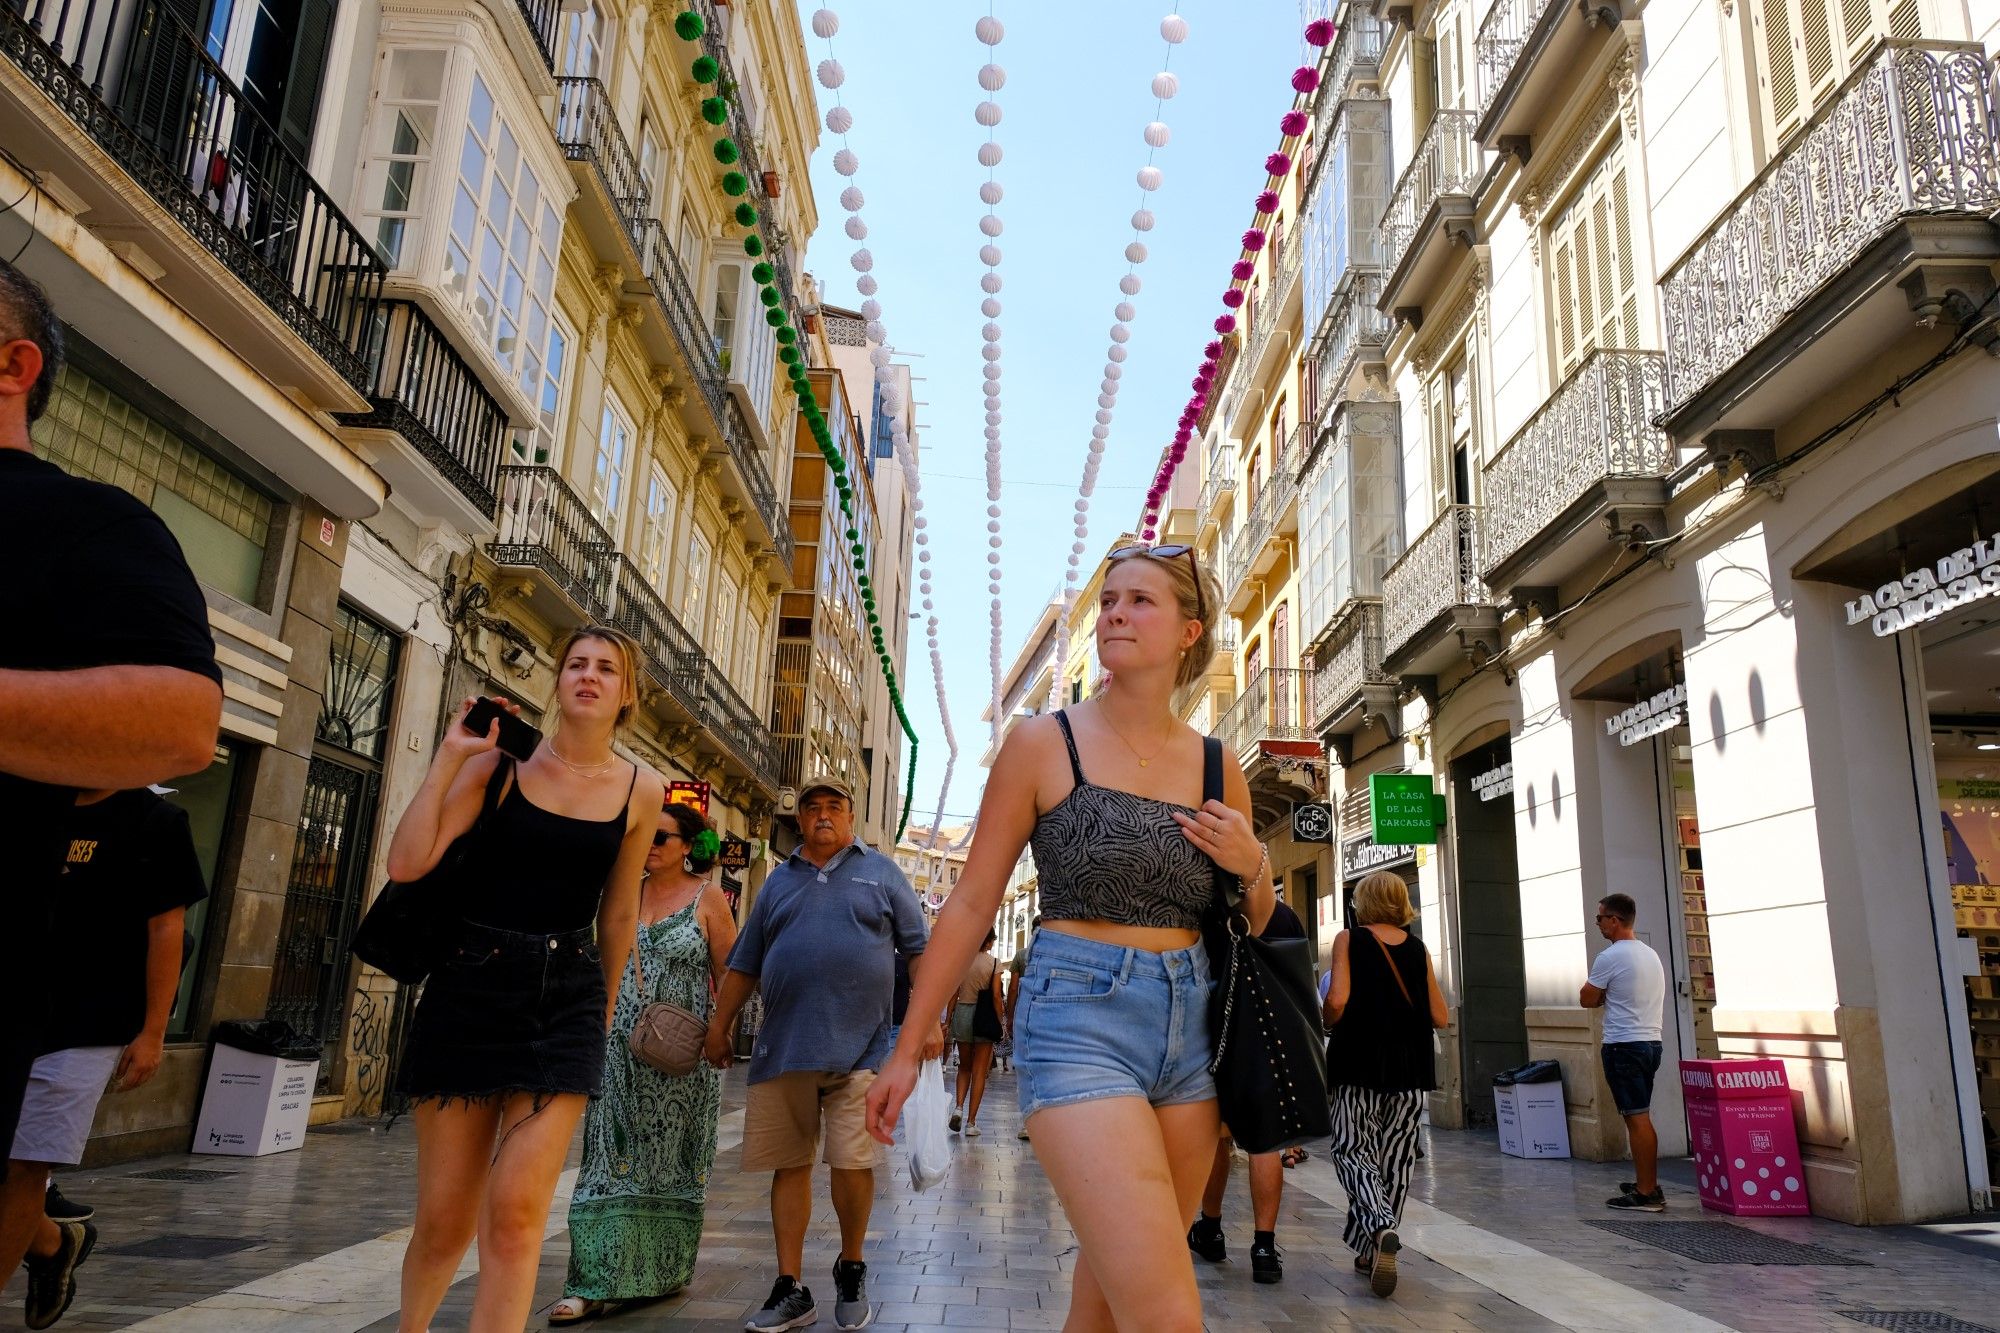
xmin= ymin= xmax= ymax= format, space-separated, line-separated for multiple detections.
xmin=741 ymin=1070 xmax=882 ymax=1172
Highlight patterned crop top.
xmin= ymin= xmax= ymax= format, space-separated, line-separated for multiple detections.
xmin=1028 ymin=711 xmax=1217 ymax=932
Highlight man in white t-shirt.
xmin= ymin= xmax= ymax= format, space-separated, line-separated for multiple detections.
xmin=1580 ymin=893 xmax=1667 ymax=1212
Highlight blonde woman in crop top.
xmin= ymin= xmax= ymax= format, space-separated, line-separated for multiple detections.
xmin=867 ymin=545 xmax=1274 ymax=1333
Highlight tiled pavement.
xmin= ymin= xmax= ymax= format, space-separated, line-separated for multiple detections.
xmin=6 ymin=1063 xmax=1998 ymax=1331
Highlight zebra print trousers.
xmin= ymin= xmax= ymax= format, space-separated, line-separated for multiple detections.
xmin=1326 ymin=1084 xmax=1425 ymax=1259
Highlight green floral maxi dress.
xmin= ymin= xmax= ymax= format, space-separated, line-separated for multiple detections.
xmin=564 ymin=896 xmax=721 ymax=1300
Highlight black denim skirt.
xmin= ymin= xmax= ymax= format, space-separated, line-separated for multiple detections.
xmin=398 ymin=921 xmax=608 ymax=1103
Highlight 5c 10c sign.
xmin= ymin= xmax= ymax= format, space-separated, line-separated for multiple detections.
xmin=1844 ymin=531 xmax=2000 ymax=637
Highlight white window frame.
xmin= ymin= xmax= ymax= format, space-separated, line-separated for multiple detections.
xmin=1546 ymin=139 xmax=1641 ymax=382
xmin=639 ymin=462 xmax=679 ymax=588
xmin=683 ymin=529 xmax=711 ymax=631
xmin=511 ymin=311 xmax=573 ymax=465
xmin=592 ymin=398 xmax=633 ymax=536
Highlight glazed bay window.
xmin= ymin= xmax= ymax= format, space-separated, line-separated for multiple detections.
xmin=591 ymin=399 xmax=633 ymax=537
xmin=711 ymin=261 xmax=779 ymax=437
xmin=358 ymin=51 xmax=564 ymax=402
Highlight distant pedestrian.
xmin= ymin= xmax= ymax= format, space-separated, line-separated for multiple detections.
xmin=0 ymin=258 xmax=221 ymax=1296
xmin=386 ymin=628 xmax=662 ymax=1333
xmin=869 ymin=545 xmax=1275 ymax=1331
xmin=1582 ymin=893 xmax=1668 ymax=1212
xmin=1005 ymin=917 xmax=1038 ymax=1138
xmin=8 ymin=786 xmax=206 ymax=1329
xmin=551 ymin=802 xmax=737 ymax=1324
xmin=1323 ymin=872 xmax=1447 ymax=1298
xmin=947 ymin=931 xmax=1003 ymax=1137
xmin=704 ymin=777 xmax=939 ymax=1332
xmin=1189 ymin=892 xmax=1305 ymax=1284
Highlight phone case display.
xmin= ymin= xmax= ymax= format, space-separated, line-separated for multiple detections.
xmin=1673 ymin=757 xmax=1719 ymax=1060
xmin=1943 ymin=777 xmax=2000 ymax=1116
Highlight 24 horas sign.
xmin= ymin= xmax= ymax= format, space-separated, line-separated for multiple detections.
xmin=1845 ymin=531 xmax=2000 ymax=637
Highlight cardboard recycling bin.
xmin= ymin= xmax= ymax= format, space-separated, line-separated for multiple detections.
xmin=1494 ymin=1059 xmax=1571 ymax=1159
xmin=1680 ymin=1057 xmax=1808 ymax=1215
xmin=194 ymin=1039 xmax=318 ymax=1157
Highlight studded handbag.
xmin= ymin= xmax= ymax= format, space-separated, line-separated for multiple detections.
xmin=1200 ymin=737 xmax=1332 ymax=1155
xmin=626 ymin=888 xmax=712 ymax=1078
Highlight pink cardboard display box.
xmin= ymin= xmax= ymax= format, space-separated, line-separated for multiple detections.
xmin=1679 ymin=1058 xmax=1808 ymax=1216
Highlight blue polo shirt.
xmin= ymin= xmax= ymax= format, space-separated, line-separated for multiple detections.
xmin=727 ymin=840 xmax=929 ymax=1084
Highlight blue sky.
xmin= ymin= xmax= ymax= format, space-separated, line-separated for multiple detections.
xmin=797 ymin=2 xmax=1303 ymax=827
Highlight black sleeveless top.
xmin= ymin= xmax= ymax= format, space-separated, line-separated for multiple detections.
xmin=1327 ymin=927 xmax=1436 ymax=1092
xmin=1028 ymin=711 xmax=1213 ymax=932
xmin=457 ymin=759 xmax=635 ymax=934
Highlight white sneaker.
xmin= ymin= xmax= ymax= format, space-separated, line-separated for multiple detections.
xmin=965 ymin=1124 xmax=981 ymax=1137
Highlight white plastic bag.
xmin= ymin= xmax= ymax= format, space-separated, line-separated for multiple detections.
xmin=904 ymin=1058 xmax=952 ymax=1193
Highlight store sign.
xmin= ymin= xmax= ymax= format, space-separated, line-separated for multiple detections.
xmin=1370 ymin=772 xmax=1442 ymax=845
xmin=1844 ymin=532 xmax=2000 ymax=636
xmin=668 ymin=780 xmax=710 ymax=815
xmin=1472 ymin=761 xmax=1514 ymax=803
xmin=1292 ymin=802 xmax=1333 ymax=843
xmin=1342 ymin=835 xmax=1416 ymax=880
xmin=718 ymin=836 xmax=751 ymax=871
xmin=1607 ymin=683 xmax=1686 ymax=747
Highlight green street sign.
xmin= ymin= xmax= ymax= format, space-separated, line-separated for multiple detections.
xmin=1370 ymin=772 xmax=1445 ymax=845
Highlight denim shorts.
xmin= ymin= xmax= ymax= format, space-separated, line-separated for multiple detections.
xmin=1015 ymin=929 xmax=1216 ymax=1122
xmin=1601 ymin=1040 xmax=1663 ymax=1116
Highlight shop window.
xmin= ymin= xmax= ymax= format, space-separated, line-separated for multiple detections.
xmin=1547 ymin=141 xmax=1641 ymax=381
xmin=160 ymin=740 xmax=247 ymax=1037
xmin=32 ymin=357 xmax=276 ymax=606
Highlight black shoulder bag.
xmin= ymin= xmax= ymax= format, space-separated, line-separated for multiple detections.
xmin=1201 ymin=736 xmax=1332 ymax=1154
xmin=350 ymin=759 xmax=511 ymax=984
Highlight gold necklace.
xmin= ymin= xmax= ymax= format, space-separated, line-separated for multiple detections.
xmin=547 ymin=738 xmax=619 ymax=778
xmin=1100 ymin=710 xmax=1174 ymax=768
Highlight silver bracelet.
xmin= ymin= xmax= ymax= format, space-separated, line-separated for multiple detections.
xmin=1238 ymin=844 xmax=1269 ymax=896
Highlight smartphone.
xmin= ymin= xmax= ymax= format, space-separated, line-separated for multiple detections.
xmin=463 ymin=696 xmax=543 ymax=762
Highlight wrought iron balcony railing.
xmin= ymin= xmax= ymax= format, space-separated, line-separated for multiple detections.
xmin=556 ymin=77 xmax=650 ymax=226
xmin=1313 ymin=599 xmax=1391 ymax=728
xmin=1242 ymin=227 xmax=1302 ymax=378
xmin=1309 ymin=268 xmax=1389 ymax=431
xmin=1473 ymin=0 xmax=1558 ymax=119
xmin=1196 ymin=335 xmax=1239 ymax=435
xmin=491 ymin=464 xmax=617 ymax=618
xmin=1380 ymin=110 xmax=1481 ymax=283
xmin=1320 ymin=11 xmax=1386 ymax=128
xmin=692 ymin=663 xmax=781 ymax=791
xmin=1198 ymin=446 xmax=1237 ymax=527
xmin=1213 ymin=667 xmax=1315 ymax=765
xmin=1226 ymin=455 xmax=1301 ymax=599
xmin=1661 ymin=41 xmax=2000 ymax=416
xmin=515 ymin=0 xmax=560 ymax=73
xmin=1 ymin=0 xmax=385 ymax=394
xmin=1383 ymin=505 xmax=1489 ymax=661
xmin=1481 ymin=350 xmax=1671 ymax=573
xmin=340 ymin=300 xmax=508 ymax=517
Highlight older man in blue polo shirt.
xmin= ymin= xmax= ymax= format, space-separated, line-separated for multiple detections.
xmin=706 ymin=776 xmax=939 ymax=1333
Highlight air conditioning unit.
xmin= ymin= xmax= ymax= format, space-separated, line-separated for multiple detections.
xmin=777 ymin=787 xmax=798 ymax=814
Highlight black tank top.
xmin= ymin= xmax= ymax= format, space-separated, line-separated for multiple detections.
xmin=1327 ymin=927 xmax=1436 ymax=1092
xmin=457 ymin=760 xmax=635 ymax=934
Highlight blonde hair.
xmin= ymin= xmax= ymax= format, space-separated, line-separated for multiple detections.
xmin=552 ymin=623 xmax=643 ymax=728
xmin=1112 ymin=550 xmax=1224 ymax=690
xmin=1352 ymin=870 xmax=1416 ymax=927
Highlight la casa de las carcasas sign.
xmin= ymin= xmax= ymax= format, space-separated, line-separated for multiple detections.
xmin=1845 ymin=532 xmax=2000 ymax=637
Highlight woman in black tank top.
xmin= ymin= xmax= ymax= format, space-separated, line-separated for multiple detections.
xmin=866 ymin=547 xmax=1275 ymax=1331
xmin=382 ymin=626 xmax=664 ymax=1333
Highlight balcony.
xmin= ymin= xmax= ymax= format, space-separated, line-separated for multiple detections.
xmin=1660 ymin=41 xmax=2000 ymax=441
xmin=632 ymin=220 xmax=794 ymax=574
xmin=1378 ymin=110 xmax=1482 ymax=322
xmin=491 ymin=464 xmax=617 ymax=624
xmin=1225 ymin=435 xmax=1304 ymax=613
xmin=1481 ymin=349 xmax=1672 ymax=598
xmin=1242 ymin=226 xmax=1303 ymax=389
xmin=1381 ymin=505 xmax=1499 ymax=680
xmin=1213 ymin=668 xmax=1316 ymax=769
xmin=1475 ymin=0 xmax=1628 ymax=151
xmin=607 ymin=558 xmax=782 ymax=795
xmin=555 ymin=77 xmax=649 ymax=271
xmin=1312 ymin=12 xmax=1386 ymax=158
xmin=1309 ymin=268 xmax=1390 ymax=429
xmin=0 ymin=0 xmax=384 ymax=403
xmin=1172 ymin=622 xmax=1237 ymax=721
xmin=505 ymin=0 xmax=560 ymax=83
xmin=1197 ymin=446 xmax=1238 ymax=543
xmin=337 ymin=300 xmax=508 ymax=523
xmin=1313 ymin=599 xmax=1397 ymax=759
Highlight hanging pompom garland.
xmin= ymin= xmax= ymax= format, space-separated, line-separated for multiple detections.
xmin=1136 ymin=16 xmax=1337 ymax=542
xmin=682 ymin=6 xmax=932 ymax=836
xmin=974 ymin=8 xmax=1008 ymax=743
xmin=803 ymin=7 xmax=963 ymax=841
xmin=1049 ymin=10 xmax=1192 ymax=709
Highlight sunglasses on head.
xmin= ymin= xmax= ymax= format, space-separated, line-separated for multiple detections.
xmin=1107 ymin=544 xmax=1203 ymax=623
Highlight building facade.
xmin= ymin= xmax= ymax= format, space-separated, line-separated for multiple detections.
xmin=1275 ymin=0 xmax=2000 ymax=1222
xmin=2 ymin=0 xmax=836 ymax=1159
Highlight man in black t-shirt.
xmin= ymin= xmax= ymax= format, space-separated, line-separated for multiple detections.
xmin=8 ymin=788 xmax=207 ymax=1326
xmin=0 ymin=261 xmax=222 ymax=1290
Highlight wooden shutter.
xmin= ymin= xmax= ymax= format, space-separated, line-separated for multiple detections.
xmin=1759 ymin=0 xmax=1922 ymax=146
xmin=277 ymin=0 xmax=338 ymax=158
xmin=1425 ymin=371 xmax=1450 ymax=512
xmin=1548 ymin=142 xmax=1639 ymax=380
xmin=122 ymin=0 xmax=205 ymax=160
xmin=1756 ymin=0 xmax=1804 ymax=142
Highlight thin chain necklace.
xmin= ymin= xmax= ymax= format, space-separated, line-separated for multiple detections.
xmin=547 ymin=737 xmax=619 ymax=778
xmin=1099 ymin=707 xmax=1174 ymax=768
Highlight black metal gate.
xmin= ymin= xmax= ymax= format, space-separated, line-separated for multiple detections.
xmin=268 ymin=755 xmax=381 ymax=1092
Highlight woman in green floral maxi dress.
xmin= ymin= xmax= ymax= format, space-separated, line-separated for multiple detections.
xmin=552 ymin=806 xmax=736 ymax=1324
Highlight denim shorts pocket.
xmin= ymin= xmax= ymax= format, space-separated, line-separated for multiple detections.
xmin=446 ymin=945 xmax=497 ymax=970
xmin=582 ymin=943 xmax=602 ymax=965
xmin=1039 ymin=965 xmax=1118 ymax=1002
